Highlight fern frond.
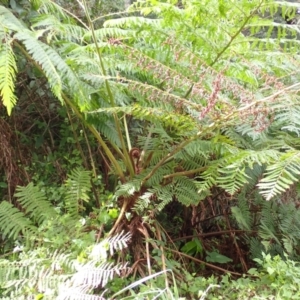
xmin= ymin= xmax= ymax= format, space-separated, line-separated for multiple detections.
xmin=258 ymin=201 xmax=280 ymax=248
xmin=133 ymin=192 xmax=154 ymax=214
xmin=114 ymin=179 xmax=141 ymax=198
xmin=90 ymin=104 xmax=196 ymax=134
xmin=31 ymin=14 xmax=87 ymax=42
xmin=15 ymin=31 xmax=63 ymax=101
xmin=231 ymin=194 xmax=252 ymax=230
xmin=0 ymin=38 xmax=17 ymax=115
xmin=13 ymin=29 xmax=86 ymax=107
xmin=103 ymin=16 xmax=162 ymax=29
xmin=151 ymin=186 xmax=173 ymax=212
xmin=0 ymin=5 xmax=25 ymax=31
xmin=217 ymin=149 xmax=280 ymax=195
xmin=37 ymin=0 xmax=75 ymax=23
xmin=248 ymin=237 xmax=265 ymax=260
xmin=72 ymin=261 xmax=128 ymax=288
xmin=0 ymin=201 xmax=36 ymax=240
xmin=14 ymin=183 xmax=57 ymax=225
xmin=258 ymin=150 xmax=300 ymax=200
xmin=57 ymin=288 xmax=105 ymax=300
xmin=65 ymin=168 xmax=92 ymax=217
xmin=0 ymin=249 xmax=74 ymax=298
xmin=106 ymin=231 xmax=131 ymax=255
xmin=173 ymin=176 xmax=200 ymax=206
xmin=84 ymin=27 xmax=134 ymax=42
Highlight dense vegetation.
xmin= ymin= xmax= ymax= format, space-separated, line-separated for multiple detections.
xmin=1 ymin=0 xmax=300 ymax=299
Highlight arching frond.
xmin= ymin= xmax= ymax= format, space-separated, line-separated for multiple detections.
xmin=217 ymin=149 xmax=280 ymax=195
xmin=31 ymin=14 xmax=87 ymax=42
xmin=0 ymin=38 xmax=17 ymax=115
xmin=258 ymin=150 xmax=300 ymax=200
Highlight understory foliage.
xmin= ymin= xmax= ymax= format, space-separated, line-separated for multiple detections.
xmin=0 ymin=169 xmax=131 ymax=299
xmin=2 ymin=0 xmax=300 ymax=298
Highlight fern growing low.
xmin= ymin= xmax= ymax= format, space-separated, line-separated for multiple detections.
xmin=231 ymin=189 xmax=300 ymax=260
xmin=0 ymin=232 xmax=132 ymax=300
xmin=0 ymin=168 xmax=92 ymax=246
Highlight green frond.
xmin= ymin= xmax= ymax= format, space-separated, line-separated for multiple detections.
xmin=93 ymin=118 xmax=122 ymax=148
xmin=0 ymin=5 xmax=24 ymax=31
xmin=217 ymin=149 xmax=280 ymax=195
xmin=0 ymin=38 xmax=17 ymax=115
xmin=195 ymin=165 xmax=218 ymax=198
xmin=146 ymin=163 xmax=175 ymax=187
xmin=248 ymin=237 xmax=265 ymax=260
xmin=0 ymin=201 xmax=36 ymax=240
xmin=15 ymin=31 xmax=63 ymax=101
xmin=91 ymin=104 xmax=196 ymax=134
xmin=276 ymin=106 xmax=300 ymax=136
xmin=134 ymin=192 xmax=154 ymax=214
xmin=65 ymin=168 xmax=92 ymax=217
xmin=258 ymin=150 xmax=300 ymax=200
xmin=258 ymin=202 xmax=279 ymax=245
xmin=36 ymin=0 xmax=74 ymax=23
xmin=114 ymin=179 xmax=141 ymax=198
xmin=31 ymin=14 xmax=87 ymax=42
xmin=173 ymin=176 xmax=200 ymax=206
xmin=149 ymin=186 xmax=173 ymax=212
xmin=84 ymin=27 xmax=134 ymax=42
xmin=103 ymin=16 xmax=162 ymax=29
xmin=231 ymin=194 xmax=252 ymax=230
xmin=14 ymin=30 xmax=87 ymax=107
xmin=14 ymin=183 xmax=57 ymax=225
